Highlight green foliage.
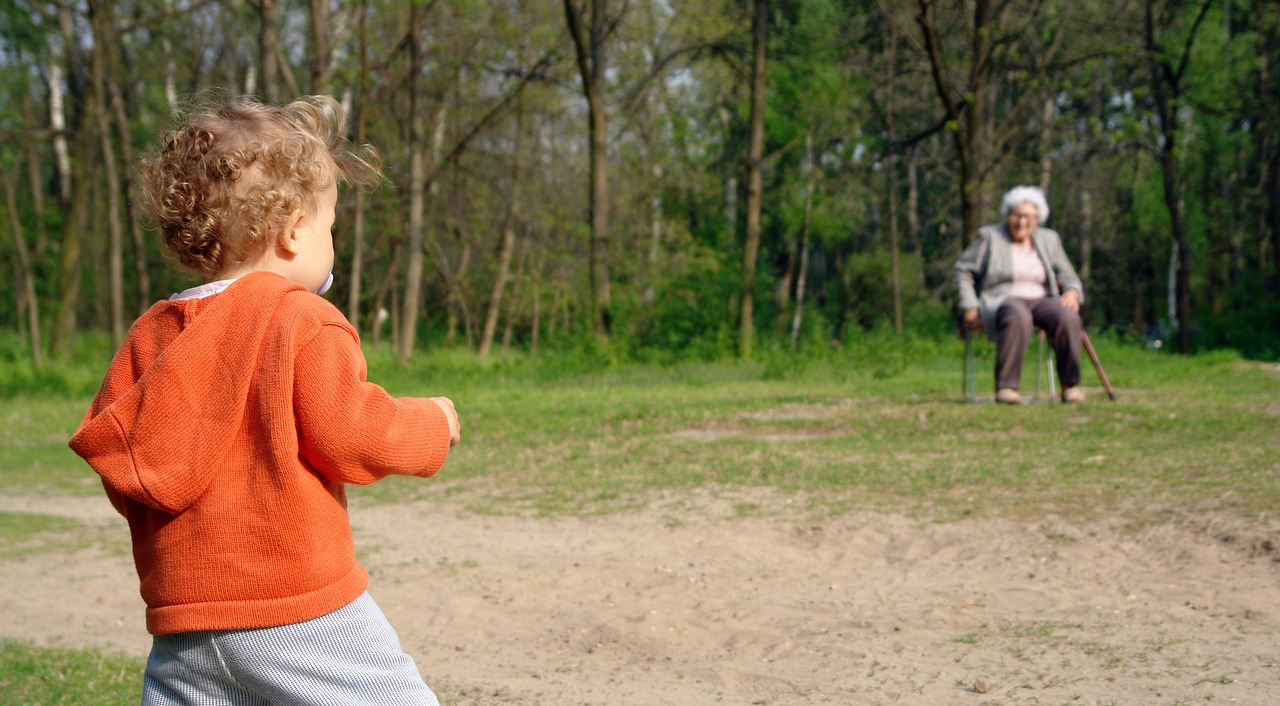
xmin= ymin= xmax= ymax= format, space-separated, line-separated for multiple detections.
xmin=0 ymin=640 xmax=143 ymax=705
xmin=626 ymin=244 xmax=741 ymax=361
xmin=1198 ymin=298 xmax=1280 ymax=361
xmin=819 ymin=249 xmax=939 ymax=337
xmin=0 ymin=332 xmax=111 ymax=399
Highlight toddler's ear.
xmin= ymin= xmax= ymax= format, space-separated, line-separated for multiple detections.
xmin=279 ymin=209 xmax=306 ymax=256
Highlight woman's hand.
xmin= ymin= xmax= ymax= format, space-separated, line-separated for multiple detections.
xmin=1059 ymin=289 xmax=1080 ymax=312
xmin=963 ymin=307 xmax=982 ymax=332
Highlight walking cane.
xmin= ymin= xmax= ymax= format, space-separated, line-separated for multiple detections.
xmin=1056 ymin=278 xmax=1117 ymax=401
xmin=1080 ymin=331 xmax=1117 ymax=401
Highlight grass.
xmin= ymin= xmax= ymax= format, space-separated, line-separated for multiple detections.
xmin=2 ymin=334 xmax=1277 ymax=700
xmin=348 ymin=339 xmax=1280 ymax=523
xmin=0 ymin=512 xmax=83 ymax=556
xmin=0 ymin=640 xmax=143 ymax=705
xmin=4 ymin=336 xmax=1278 ymax=522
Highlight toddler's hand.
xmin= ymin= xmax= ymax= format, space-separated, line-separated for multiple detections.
xmin=430 ymin=397 xmax=461 ymax=447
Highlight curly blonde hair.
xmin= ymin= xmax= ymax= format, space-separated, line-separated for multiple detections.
xmin=138 ymin=94 xmax=382 ymax=279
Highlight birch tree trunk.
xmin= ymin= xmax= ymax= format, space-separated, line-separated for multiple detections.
xmin=47 ymin=62 xmax=72 ymax=207
xmin=162 ymin=0 xmax=178 ymax=117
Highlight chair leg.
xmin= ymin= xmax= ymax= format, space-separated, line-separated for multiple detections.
xmin=963 ymin=327 xmax=977 ymax=403
xmin=1047 ymin=344 xmax=1057 ymax=402
xmin=1034 ymin=331 xmax=1044 ymax=400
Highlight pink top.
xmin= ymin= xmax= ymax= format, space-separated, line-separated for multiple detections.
xmin=1008 ymin=240 xmax=1048 ymax=300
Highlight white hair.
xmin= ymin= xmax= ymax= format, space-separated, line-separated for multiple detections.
xmin=999 ymin=185 xmax=1050 ymax=225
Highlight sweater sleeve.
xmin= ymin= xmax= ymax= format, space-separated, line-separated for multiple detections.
xmin=293 ymin=323 xmax=452 ymax=485
xmin=953 ymin=230 xmax=990 ymax=312
xmin=1047 ymin=231 xmax=1085 ymax=304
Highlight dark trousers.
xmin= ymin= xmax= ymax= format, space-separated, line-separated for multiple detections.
xmin=994 ymin=297 xmax=1082 ymax=391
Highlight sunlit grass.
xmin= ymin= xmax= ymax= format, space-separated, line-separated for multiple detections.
xmin=7 ymin=337 xmax=1276 ymax=523
xmin=0 ymin=640 xmax=144 ymax=705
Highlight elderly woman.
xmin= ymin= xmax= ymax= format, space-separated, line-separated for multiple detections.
xmin=953 ymin=186 xmax=1086 ymax=404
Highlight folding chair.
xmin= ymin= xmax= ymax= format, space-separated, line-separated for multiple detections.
xmin=961 ymin=324 xmax=1055 ymax=403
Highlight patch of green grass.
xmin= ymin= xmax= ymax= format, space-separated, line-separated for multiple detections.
xmin=14 ymin=338 xmax=1278 ymax=524
xmin=0 ymin=512 xmax=84 ymax=556
xmin=345 ymin=340 xmax=1279 ymax=523
xmin=0 ymin=640 xmax=143 ymax=705
xmin=0 ymin=396 xmax=103 ymax=496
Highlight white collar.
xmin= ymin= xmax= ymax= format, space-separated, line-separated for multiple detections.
xmin=170 ymin=279 xmax=237 ymax=301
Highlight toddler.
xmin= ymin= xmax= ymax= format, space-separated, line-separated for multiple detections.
xmin=69 ymin=94 xmax=459 ymax=706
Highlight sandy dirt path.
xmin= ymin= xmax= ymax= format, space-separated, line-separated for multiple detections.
xmin=2 ymin=489 xmax=1278 ymax=705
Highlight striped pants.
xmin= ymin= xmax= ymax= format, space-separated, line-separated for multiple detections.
xmin=141 ymin=592 xmax=440 ymax=706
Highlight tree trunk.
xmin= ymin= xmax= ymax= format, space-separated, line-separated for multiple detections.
xmin=47 ymin=63 xmax=72 ymax=208
xmin=90 ymin=0 xmax=127 ymax=348
xmin=739 ymin=0 xmax=767 ymax=359
xmin=252 ymin=0 xmax=281 ymax=102
xmin=308 ymin=0 xmax=332 ymax=92
xmin=644 ymin=147 xmax=663 ymax=308
xmin=1038 ymin=95 xmax=1055 ymax=193
xmin=907 ymin=142 xmax=921 ymax=259
xmin=564 ymin=0 xmax=612 ymax=335
xmin=917 ymin=0 xmax=995 ymax=247
xmin=398 ymin=1 xmax=426 ymax=362
xmin=18 ymin=91 xmax=47 ymax=258
xmin=501 ymin=241 xmax=529 ymax=358
xmin=3 ymin=167 xmax=42 ymax=369
xmin=1263 ymin=7 xmax=1280 ymax=290
xmin=1078 ymin=175 xmax=1093 ymax=289
xmin=105 ymin=49 xmax=150 ymax=315
xmin=1144 ymin=0 xmax=1213 ymax=354
xmin=479 ymin=110 xmax=526 ymax=362
xmin=162 ymin=0 xmax=178 ymax=116
xmin=347 ymin=0 xmax=370 ymax=331
xmin=885 ymin=27 xmax=902 ymax=334
xmin=888 ymin=153 xmax=902 ymax=335
xmin=50 ymin=0 xmax=94 ymax=359
xmin=530 ymin=248 xmax=545 ymax=356
xmin=790 ymin=133 xmax=815 ymax=351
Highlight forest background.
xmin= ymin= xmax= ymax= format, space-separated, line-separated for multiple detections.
xmin=2 ymin=0 xmax=1279 ymax=377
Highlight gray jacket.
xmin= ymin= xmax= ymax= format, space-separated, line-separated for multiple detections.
xmin=953 ymin=223 xmax=1084 ymax=339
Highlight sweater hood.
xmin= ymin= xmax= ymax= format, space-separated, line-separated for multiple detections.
xmin=69 ymin=273 xmax=309 ymax=514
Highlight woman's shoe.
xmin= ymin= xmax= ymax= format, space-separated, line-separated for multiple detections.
xmin=996 ymin=388 xmax=1022 ymax=405
xmin=1061 ymin=386 xmax=1085 ymax=403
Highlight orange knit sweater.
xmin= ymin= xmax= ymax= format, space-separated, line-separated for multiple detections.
xmin=69 ymin=272 xmax=452 ymax=635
